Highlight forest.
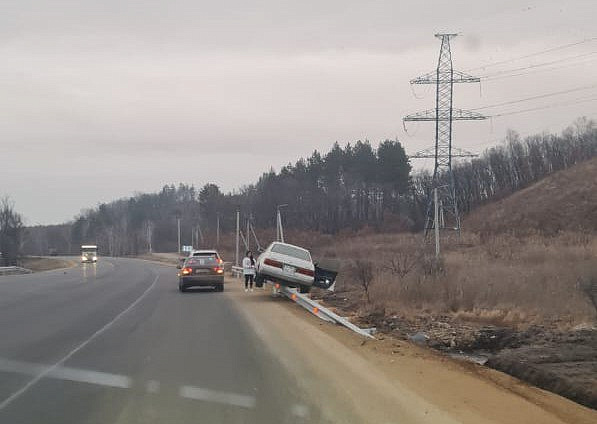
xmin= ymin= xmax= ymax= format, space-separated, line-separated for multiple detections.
xmin=18 ymin=117 xmax=597 ymax=257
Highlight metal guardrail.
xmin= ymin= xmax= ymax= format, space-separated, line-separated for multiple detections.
xmin=231 ymin=265 xmax=243 ymax=278
xmin=278 ymin=286 xmax=375 ymax=339
xmin=0 ymin=266 xmax=33 ymax=276
xmin=229 ymin=265 xmax=374 ymax=339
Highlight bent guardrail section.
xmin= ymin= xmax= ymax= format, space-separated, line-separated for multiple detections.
xmin=230 ymin=265 xmax=374 ymax=339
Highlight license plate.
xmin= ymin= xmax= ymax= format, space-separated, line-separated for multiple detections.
xmin=195 ymin=269 xmax=209 ymax=274
xmin=283 ymin=265 xmax=295 ymax=274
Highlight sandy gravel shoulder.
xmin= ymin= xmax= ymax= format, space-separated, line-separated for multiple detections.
xmin=225 ymin=277 xmax=597 ymax=424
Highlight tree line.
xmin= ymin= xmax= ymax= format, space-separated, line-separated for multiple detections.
xmin=24 ymin=140 xmax=411 ymax=255
xmin=412 ymin=117 xmax=597 ymax=216
xmin=19 ymin=117 xmax=597 ymax=256
xmin=0 ymin=198 xmax=24 ymax=266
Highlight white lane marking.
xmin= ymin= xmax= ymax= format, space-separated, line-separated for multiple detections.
xmin=0 ymin=274 xmax=159 ymax=411
xmin=179 ymin=385 xmax=256 ymax=409
xmin=50 ymin=366 xmax=130 ymax=388
xmin=291 ymin=403 xmax=310 ymax=418
xmin=146 ymin=380 xmax=160 ymax=394
xmin=0 ymin=358 xmax=257 ymax=409
xmin=0 ymin=358 xmax=131 ymax=389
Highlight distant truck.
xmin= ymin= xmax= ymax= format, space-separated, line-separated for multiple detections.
xmin=81 ymin=245 xmax=98 ymax=263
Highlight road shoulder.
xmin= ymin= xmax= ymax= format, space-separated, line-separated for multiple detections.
xmin=226 ymin=278 xmax=597 ymax=424
xmin=18 ymin=257 xmax=78 ymax=273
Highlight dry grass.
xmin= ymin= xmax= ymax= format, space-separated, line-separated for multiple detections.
xmin=179 ymin=222 xmax=597 ymax=328
xmin=19 ymin=256 xmax=75 ymax=272
xmin=308 ymin=230 xmax=597 ymax=328
xmin=466 ymin=157 xmax=597 ymax=236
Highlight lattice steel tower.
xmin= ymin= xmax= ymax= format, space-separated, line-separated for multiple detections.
xmin=404 ymin=33 xmax=486 ymax=236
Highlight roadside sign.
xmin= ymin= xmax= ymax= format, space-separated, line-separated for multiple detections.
xmin=182 ymin=245 xmax=193 ymax=252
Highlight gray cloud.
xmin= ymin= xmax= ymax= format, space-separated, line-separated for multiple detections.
xmin=1 ymin=0 xmax=596 ymax=223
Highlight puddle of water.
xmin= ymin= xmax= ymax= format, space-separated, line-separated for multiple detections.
xmin=447 ymin=353 xmax=489 ymax=365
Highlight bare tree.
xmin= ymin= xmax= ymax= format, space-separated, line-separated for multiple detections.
xmin=384 ymin=248 xmax=422 ymax=278
xmin=0 ymin=197 xmax=24 ymax=266
xmin=353 ymin=259 xmax=374 ymax=303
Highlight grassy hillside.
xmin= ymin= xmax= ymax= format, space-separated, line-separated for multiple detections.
xmin=465 ymin=157 xmax=597 ymax=235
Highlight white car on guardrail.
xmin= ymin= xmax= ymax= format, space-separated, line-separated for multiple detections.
xmin=255 ymin=242 xmax=315 ymax=293
xmin=255 ymin=241 xmax=343 ymax=294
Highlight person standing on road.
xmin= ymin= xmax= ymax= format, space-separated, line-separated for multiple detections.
xmin=242 ymin=251 xmax=256 ymax=292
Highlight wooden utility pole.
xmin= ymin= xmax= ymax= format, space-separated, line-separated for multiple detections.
xmin=177 ymin=217 xmax=181 ymax=255
xmin=235 ymin=209 xmax=240 ymax=266
xmin=434 ymin=187 xmax=440 ymax=260
xmin=216 ymin=214 xmax=220 ymax=247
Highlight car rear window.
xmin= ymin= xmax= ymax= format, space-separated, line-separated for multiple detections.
xmin=192 ymin=251 xmax=219 ymax=258
xmin=270 ymin=244 xmax=311 ymax=262
xmin=186 ymin=257 xmax=217 ymax=266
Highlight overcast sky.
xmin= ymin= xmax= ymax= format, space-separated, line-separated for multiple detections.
xmin=2 ymin=0 xmax=596 ymax=224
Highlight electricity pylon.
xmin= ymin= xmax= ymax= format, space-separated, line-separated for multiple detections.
xmin=404 ymin=33 xmax=486 ymax=238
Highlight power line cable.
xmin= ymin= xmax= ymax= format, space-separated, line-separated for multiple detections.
xmin=490 ymin=96 xmax=597 ymax=118
xmin=480 ymin=51 xmax=597 ymax=78
xmin=472 ymin=84 xmax=597 ymax=111
xmin=465 ymin=37 xmax=597 ymax=72
xmin=483 ymin=56 xmax=597 ymax=81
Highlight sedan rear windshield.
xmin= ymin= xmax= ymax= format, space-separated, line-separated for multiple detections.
xmin=270 ymin=244 xmax=311 ymax=262
xmin=186 ymin=257 xmax=217 ymax=266
xmin=192 ymin=252 xmax=219 ymax=258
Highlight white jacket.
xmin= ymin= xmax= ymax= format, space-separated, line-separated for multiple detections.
xmin=242 ymin=257 xmax=255 ymax=275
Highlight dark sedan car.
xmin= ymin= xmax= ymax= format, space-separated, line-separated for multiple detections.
xmin=178 ymin=253 xmax=224 ymax=292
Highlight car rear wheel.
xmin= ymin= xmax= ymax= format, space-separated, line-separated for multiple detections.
xmin=255 ymin=274 xmax=264 ymax=288
xmin=299 ymin=284 xmax=311 ymax=294
xmin=179 ymin=283 xmax=186 ymax=293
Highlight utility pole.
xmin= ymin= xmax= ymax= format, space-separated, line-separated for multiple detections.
xmin=177 ymin=217 xmax=181 ymax=255
xmin=146 ymin=220 xmax=153 ymax=253
xmin=404 ymin=33 xmax=485 ymax=239
xmin=250 ymin=221 xmax=262 ymax=252
xmin=216 ymin=214 xmax=220 ymax=247
xmin=276 ymin=204 xmax=287 ymax=243
xmin=246 ymin=215 xmax=251 ymax=252
xmin=434 ymin=188 xmax=440 ymax=260
xmin=235 ymin=209 xmax=240 ymax=266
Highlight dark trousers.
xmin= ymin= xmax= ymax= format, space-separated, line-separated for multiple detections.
xmin=244 ymin=274 xmax=254 ymax=288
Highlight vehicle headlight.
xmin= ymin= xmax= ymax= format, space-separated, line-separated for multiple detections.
xmin=81 ymin=256 xmax=87 ymax=260
xmin=92 ymin=256 xmax=97 ymax=261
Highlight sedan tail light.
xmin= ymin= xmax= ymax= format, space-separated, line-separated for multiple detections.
xmin=181 ymin=267 xmax=193 ymax=275
xmin=296 ymin=267 xmax=314 ymax=277
xmin=214 ymin=267 xmax=224 ymax=274
xmin=264 ymin=258 xmax=283 ymax=268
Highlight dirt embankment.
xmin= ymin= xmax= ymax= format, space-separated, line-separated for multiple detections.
xmin=465 ymin=156 xmax=597 ymax=236
xmin=485 ymin=327 xmax=597 ymax=410
xmin=230 ymin=280 xmax=597 ymax=424
xmin=19 ymin=256 xmax=76 ymax=272
xmin=135 ymin=252 xmax=180 ymax=266
xmin=300 ymin=227 xmax=597 ymax=411
xmin=318 ymin=291 xmax=597 ymax=410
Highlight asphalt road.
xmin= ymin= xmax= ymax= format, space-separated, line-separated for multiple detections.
xmin=0 ymin=258 xmax=327 ymax=424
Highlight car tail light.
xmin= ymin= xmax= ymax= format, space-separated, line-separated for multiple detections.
xmin=264 ymin=258 xmax=283 ymax=268
xmin=296 ymin=267 xmax=314 ymax=277
xmin=181 ymin=267 xmax=193 ymax=275
xmin=217 ymin=258 xmax=223 ymax=264
xmin=214 ymin=267 xmax=224 ymax=274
